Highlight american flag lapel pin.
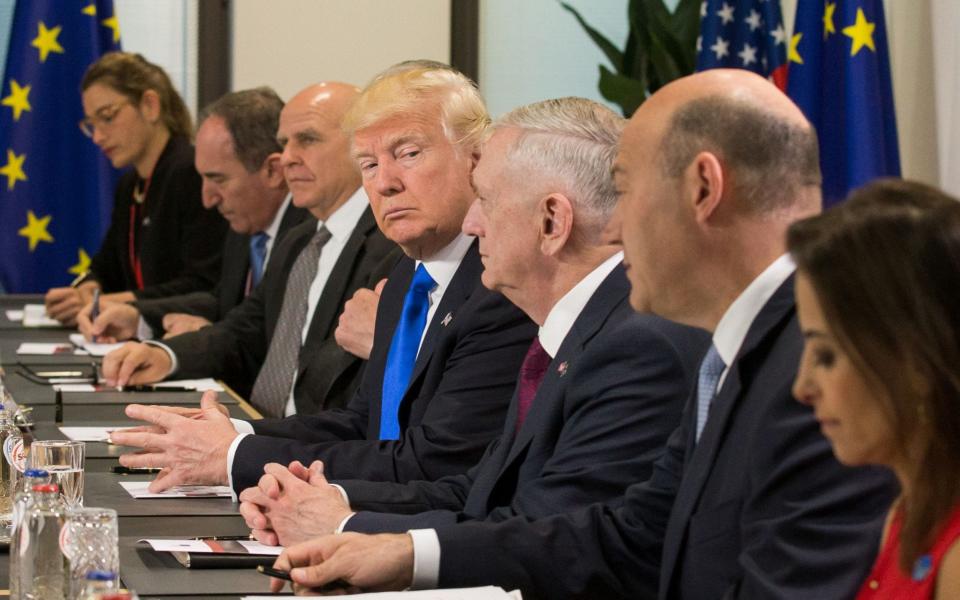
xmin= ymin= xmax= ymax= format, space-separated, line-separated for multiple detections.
xmin=441 ymin=312 xmax=453 ymax=327
xmin=557 ymin=361 xmax=569 ymax=377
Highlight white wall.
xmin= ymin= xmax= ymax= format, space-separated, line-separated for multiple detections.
xmin=231 ymin=0 xmax=450 ymax=101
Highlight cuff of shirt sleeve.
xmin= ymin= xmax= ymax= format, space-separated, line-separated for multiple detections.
xmin=407 ymin=529 xmax=441 ymax=590
xmin=136 ymin=316 xmax=155 ymax=341
xmin=230 ymin=419 xmax=256 ymax=435
xmin=142 ymin=340 xmax=178 ymax=378
xmin=225 ymin=432 xmax=251 ymax=501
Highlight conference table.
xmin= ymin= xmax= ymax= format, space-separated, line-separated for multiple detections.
xmin=0 ymin=294 xmax=287 ymax=598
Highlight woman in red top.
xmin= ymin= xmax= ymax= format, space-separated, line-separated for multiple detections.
xmin=788 ymin=179 xmax=960 ymax=599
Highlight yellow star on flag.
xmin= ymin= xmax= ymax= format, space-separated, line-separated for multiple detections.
xmin=1 ymin=79 xmax=31 ymax=121
xmin=788 ymin=33 xmax=804 ymax=65
xmin=69 ymin=249 xmax=92 ymax=276
xmin=31 ymin=21 xmax=65 ymax=63
xmin=823 ymin=3 xmax=837 ymax=38
xmin=843 ymin=8 xmax=876 ymax=56
xmin=102 ymin=15 xmax=121 ymax=43
xmin=0 ymin=149 xmax=27 ymax=190
xmin=18 ymin=210 xmax=53 ymax=252
xmin=82 ymin=4 xmax=97 ymax=16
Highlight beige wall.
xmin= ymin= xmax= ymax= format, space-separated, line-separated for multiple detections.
xmin=781 ymin=0 xmax=939 ymax=185
xmin=231 ymin=0 xmax=450 ymax=101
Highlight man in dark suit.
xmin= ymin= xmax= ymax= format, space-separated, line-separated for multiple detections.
xmin=77 ymin=87 xmax=309 ymax=343
xmin=109 ymin=64 xmax=535 ymax=495
xmin=268 ymin=71 xmax=898 ymax=599
xmin=103 ymin=81 xmax=399 ymax=419
xmin=234 ymin=97 xmax=708 ymax=548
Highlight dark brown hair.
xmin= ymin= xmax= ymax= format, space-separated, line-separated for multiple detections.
xmin=81 ymin=51 xmax=192 ymax=139
xmin=198 ymin=87 xmax=284 ymax=173
xmin=788 ymin=178 xmax=960 ymax=571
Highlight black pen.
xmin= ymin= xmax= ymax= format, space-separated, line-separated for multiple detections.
xmin=90 ymin=288 xmax=101 ymax=343
xmin=256 ymin=565 xmax=292 ymax=581
xmin=120 ymin=385 xmax=194 ymax=392
xmin=110 ymin=466 xmax=161 ymax=474
xmin=193 ymin=535 xmax=253 ymax=541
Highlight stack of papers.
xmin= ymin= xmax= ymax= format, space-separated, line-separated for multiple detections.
xmin=120 ymin=481 xmax=233 ymax=499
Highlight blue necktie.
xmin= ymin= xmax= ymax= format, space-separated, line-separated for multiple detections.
xmin=379 ymin=264 xmax=436 ymax=440
xmin=249 ymin=232 xmax=269 ymax=289
xmin=695 ymin=344 xmax=726 ymax=443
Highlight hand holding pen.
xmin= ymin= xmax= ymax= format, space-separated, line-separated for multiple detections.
xmin=90 ymin=288 xmax=101 ymax=343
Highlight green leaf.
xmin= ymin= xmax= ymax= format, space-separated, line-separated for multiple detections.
xmin=598 ymin=65 xmax=647 ymax=117
xmin=560 ymin=2 xmax=625 ymax=72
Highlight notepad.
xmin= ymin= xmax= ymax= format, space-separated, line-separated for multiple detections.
xmin=16 ymin=342 xmax=74 ymax=355
xmin=22 ymin=304 xmax=61 ymax=327
xmin=5 ymin=309 xmax=24 ymax=322
xmin=120 ymin=481 xmax=233 ymax=499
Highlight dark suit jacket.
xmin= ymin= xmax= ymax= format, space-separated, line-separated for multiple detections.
xmin=339 ymin=267 xmax=709 ymax=533
xmin=428 ymin=276 xmax=897 ymax=599
xmin=231 ymin=241 xmax=538 ymax=493
xmin=164 ymin=206 xmax=400 ymax=410
xmin=135 ymin=201 xmax=309 ymax=331
xmin=88 ymin=136 xmax=228 ymax=299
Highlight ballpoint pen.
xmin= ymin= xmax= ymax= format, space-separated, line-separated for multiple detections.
xmin=90 ymin=288 xmax=101 ymax=343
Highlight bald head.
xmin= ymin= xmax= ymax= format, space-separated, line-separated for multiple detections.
xmin=278 ymin=82 xmax=362 ymax=218
xmin=628 ymin=69 xmax=821 ymax=215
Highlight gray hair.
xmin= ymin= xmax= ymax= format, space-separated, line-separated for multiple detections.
xmin=493 ymin=97 xmax=625 ymax=239
xmin=198 ymin=86 xmax=285 ymax=173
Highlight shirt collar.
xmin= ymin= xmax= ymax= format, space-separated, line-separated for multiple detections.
xmin=416 ymin=232 xmax=475 ymax=294
xmin=539 ymin=251 xmax=624 ymax=358
xmin=712 ymin=253 xmax=796 ymax=367
xmin=316 ymin=187 xmax=369 ymax=242
xmin=262 ymin=193 xmax=292 ymax=240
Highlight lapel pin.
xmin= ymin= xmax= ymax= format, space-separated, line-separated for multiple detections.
xmin=441 ymin=312 xmax=453 ymax=327
xmin=557 ymin=361 xmax=568 ymax=377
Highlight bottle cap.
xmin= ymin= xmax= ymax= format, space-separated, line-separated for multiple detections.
xmin=24 ymin=468 xmax=49 ymax=478
xmin=32 ymin=483 xmax=58 ymax=493
xmin=85 ymin=570 xmax=116 ymax=581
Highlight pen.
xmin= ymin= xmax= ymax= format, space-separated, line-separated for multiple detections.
xmin=90 ymin=288 xmax=101 ymax=343
xmin=256 ymin=565 xmax=292 ymax=581
xmin=193 ymin=535 xmax=253 ymax=541
xmin=110 ymin=466 xmax=161 ymax=474
xmin=69 ymin=271 xmax=89 ymax=288
xmin=119 ymin=385 xmax=194 ymax=392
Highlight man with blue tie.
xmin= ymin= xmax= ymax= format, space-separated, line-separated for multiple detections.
xmin=266 ymin=70 xmax=897 ymax=599
xmin=78 ymin=87 xmax=309 ymax=342
xmin=109 ymin=63 xmax=536 ymax=495
xmin=234 ymin=97 xmax=708 ymax=550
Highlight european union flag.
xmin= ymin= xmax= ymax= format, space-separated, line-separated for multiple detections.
xmin=696 ymin=0 xmax=789 ymax=89
xmin=787 ymin=0 xmax=900 ymax=206
xmin=0 ymin=1 xmax=121 ymax=292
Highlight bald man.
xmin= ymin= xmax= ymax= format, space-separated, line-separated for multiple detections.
xmin=104 ymin=82 xmax=400 ymax=424
xmin=268 ymin=71 xmax=896 ymax=599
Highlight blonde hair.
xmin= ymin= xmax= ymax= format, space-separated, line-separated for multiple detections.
xmin=343 ymin=64 xmax=489 ymax=151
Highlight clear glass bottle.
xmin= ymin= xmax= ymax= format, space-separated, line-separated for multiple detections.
xmin=10 ymin=469 xmax=52 ymax=600
xmin=0 ymin=402 xmax=24 ymax=541
xmin=77 ymin=570 xmax=118 ymax=600
xmin=15 ymin=483 xmax=68 ymax=600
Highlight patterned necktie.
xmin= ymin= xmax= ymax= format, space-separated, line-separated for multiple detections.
xmin=250 ymin=226 xmax=332 ymax=418
xmin=379 ymin=264 xmax=436 ymax=440
xmin=515 ymin=338 xmax=552 ymax=432
xmin=249 ymin=232 xmax=269 ymax=290
xmin=695 ymin=343 xmax=726 ymax=443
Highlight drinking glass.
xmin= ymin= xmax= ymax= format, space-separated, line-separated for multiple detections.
xmin=30 ymin=440 xmax=85 ymax=507
xmin=62 ymin=507 xmax=119 ymax=599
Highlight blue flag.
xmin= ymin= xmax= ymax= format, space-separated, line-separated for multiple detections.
xmin=0 ymin=1 xmax=121 ymax=292
xmin=787 ymin=0 xmax=900 ymax=206
xmin=696 ymin=0 xmax=789 ymax=89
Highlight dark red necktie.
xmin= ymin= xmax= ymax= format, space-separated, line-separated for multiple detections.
xmin=515 ymin=338 xmax=552 ymax=432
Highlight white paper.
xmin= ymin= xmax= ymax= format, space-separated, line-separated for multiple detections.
xmin=16 ymin=342 xmax=74 ymax=355
xmin=69 ymin=333 xmax=125 ymax=357
xmin=120 ymin=481 xmax=233 ymax=499
xmin=243 ymin=588 xmax=520 ymax=600
xmin=5 ymin=309 xmax=24 ymax=322
xmin=154 ymin=378 xmax=224 ymax=392
xmin=53 ymin=384 xmax=98 ymax=392
xmin=22 ymin=304 xmax=61 ymax=327
xmin=138 ymin=538 xmax=285 ymax=556
xmin=238 ymin=540 xmax=284 ymax=556
xmin=58 ymin=426 xmax=122 ymax=442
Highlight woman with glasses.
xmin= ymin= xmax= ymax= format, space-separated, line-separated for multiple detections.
xmin=789 ymin=179 xmax=960 ymax=599
xmin=44 ymin=52 xmax=226 ymax=325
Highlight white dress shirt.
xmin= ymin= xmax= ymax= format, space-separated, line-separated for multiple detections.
xmin=408 ymin=251 xmax=624 ymax=589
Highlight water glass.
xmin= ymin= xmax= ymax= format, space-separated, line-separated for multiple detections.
xmin=30 ymin=440 xmax=85 ymax=507
xmin=63 ymin=507 xmax=119 ymax=599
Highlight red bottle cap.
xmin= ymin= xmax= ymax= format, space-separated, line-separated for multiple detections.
xmin=32 ymin=483 xmax=59 ymax=493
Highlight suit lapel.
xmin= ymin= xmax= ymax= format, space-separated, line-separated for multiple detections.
xmin=659 ymin=276 xmax=797 ymax=590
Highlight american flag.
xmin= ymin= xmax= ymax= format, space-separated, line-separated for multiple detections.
xmin=696 ymin=0 xmax=788 ymax=90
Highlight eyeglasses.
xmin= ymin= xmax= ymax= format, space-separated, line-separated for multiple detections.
xmin=78 ymin=101 xmax=132 ymax=138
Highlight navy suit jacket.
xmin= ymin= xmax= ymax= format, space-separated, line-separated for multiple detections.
xmin=230 ymin=241 xmax=537 ymax=493
xmin=135 ymin=202 xmax=309 ymax=331
xmin=165 ymin=207 xmax=400 ymax=411
xmin=339 ymin=267 xmax=709 ymax=533
xmin=427 ymin=276 xmax=897 ymax=599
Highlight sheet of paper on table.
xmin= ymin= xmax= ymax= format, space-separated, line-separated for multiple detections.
xmin=68 ymin=333 xmax=124 ymax=357
xmin=16 ymin=342 xmax=74 ymax=355
xmin=58 ymin=426 xmax=124 ymax=442
xmin=244 ymin=588 xmax=521 ymax=599
xmin=120 ymin=481 xmax=233 ymax=499
xmin=5 ymin=309 xmax=24 ymax=321
xmin=140 ymin=539 xmax=284 ymax=556
xmin=22 ymin=304 xmax=61 ymax=327
xmin=53 ymin=378 xmax=224 ymax=393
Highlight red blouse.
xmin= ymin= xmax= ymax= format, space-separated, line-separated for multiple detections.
xmin=856 ymin=504 xmax=960 ymax=599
